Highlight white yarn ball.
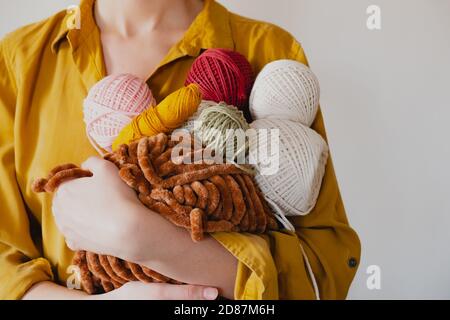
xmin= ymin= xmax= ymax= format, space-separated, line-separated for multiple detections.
xmin=249 ymin=119 xmax=328 ymax=230
xmin=249 ymin=60 xmax=320 ymax=126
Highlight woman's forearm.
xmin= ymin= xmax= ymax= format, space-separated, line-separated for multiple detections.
xmin=23 ymin=280 xmax=219 ymax=300
xmin=131 ymin=205 xmax=237 ymax=299
xmin=22 ymin=281 xmax=89 ymax=300
xmin=46 ymin=158 xmax=232 ymax=299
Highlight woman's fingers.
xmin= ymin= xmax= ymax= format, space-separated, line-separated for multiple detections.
xmin=81 ymin=156 xmax=103 ymax=171
xmin=106 ymin=282 xmax=219 ymax=300
xmin=82 ymin=156 xmax=116 ymax=175
xmin=65 ymin=238 xmax=80 ymax=251
xmin=152 ymin=283 xmax=219 ymax=300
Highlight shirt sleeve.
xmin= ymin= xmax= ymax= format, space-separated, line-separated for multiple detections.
xmin=289 ymin=40 xmax=361 ymax=299
xmin=0 ymin=39 xmax=53 ymax=300
xmin=212 ymin=30 xmax=361 ymax=300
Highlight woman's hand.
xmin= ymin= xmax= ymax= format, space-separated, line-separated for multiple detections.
xmin=89 ymin=282 xmax=219 ymax=300
xmin=52 ymin=157 xmax=145 ymax=260
xmin=52 ymin=156 xmax=237 ymax=299
xmin=23 ymin=281 xmax=218 ymax=300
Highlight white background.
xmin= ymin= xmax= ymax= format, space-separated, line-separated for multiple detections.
xmin=1 ymin=0 xmax=449 ymax=299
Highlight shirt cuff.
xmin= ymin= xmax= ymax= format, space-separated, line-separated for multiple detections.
xmin=0 ymin=257 xmax=54 ymax=300
xmin=212 ymin=230 xmax=318 ymax=300
xmin=212 ymin=232 xmax=279 ymax=300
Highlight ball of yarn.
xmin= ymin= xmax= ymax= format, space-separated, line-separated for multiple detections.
xmin=112 ymin=84 xmax=202 ymax=150
xmin=183 ymin=101 xmax=250 ymax=162
xmin=83 ymin=74 xmax=156 ymax=153
xmin=249 ymin=119 xmax=328 ymax=230
xmin=180 ymin=100 xmax=217 ymax=133
xmin=179 ymin=100 xmax=253 ymax=174
xmin=185 ymin=48 xmax=254 ymax=122
xmin=249 ymin=60 xmax=320 ymax=127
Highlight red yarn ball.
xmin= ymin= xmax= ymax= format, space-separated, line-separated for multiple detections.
xmin=185 ymin=48 xmax=254 ymax=122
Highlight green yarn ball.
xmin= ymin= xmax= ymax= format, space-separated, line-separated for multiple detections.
xmin=181 ymin=101 xmax=252 ymax=170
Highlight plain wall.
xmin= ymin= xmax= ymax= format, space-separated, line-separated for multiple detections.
xmin=1 ymin=0 xmax=449 ymax=299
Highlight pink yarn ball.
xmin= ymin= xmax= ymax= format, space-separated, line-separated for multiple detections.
xmin=83 ymin=74 xmax=156 ymax=153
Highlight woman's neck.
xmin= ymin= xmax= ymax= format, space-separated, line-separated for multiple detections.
xmin=95 ymin=0 xmax=204 ymax=37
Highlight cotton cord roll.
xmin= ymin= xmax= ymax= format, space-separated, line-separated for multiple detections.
xmin=180 ymin=100 xmax=216 ymax=133
xmin=180 ymin=101 xmax=254 ymax=173
xmin=196 ymin=102 xmax=250 ymax=161
xmin=185 ymin=48 xmax=254 ymax=122
xmin=112 ymin=84 xmax=202 ymax=150
xmin=249 ymin=60 xmax=320 ymax=127
xmin=250 ymin=119 xmax=329 ymax=231
xmin=83 ymin=74 xmax=156 ymax=154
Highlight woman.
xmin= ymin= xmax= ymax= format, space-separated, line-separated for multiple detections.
xmin=0 ymin=0 xmax=360 ymax=300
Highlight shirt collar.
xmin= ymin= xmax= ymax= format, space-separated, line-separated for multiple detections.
xmin=179 ymin=0 xmax=235 ymax=55
xmin=51 ymin=0 xmax=95 ymax=53
xmin=51 ymin=0 xmax=234 ymax=56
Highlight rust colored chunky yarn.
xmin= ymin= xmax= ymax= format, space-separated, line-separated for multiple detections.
xmin=32 ymin=133 xmax=278 ymax=294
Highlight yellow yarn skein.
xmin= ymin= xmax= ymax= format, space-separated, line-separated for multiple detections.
xmin=112 ymin=84 xmax=202 ymax=150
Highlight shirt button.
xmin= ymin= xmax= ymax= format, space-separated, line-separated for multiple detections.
xmin=348 ymin=257 xmax=358 ymax=268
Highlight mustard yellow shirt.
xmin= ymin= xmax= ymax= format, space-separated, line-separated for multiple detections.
xmin=0 ymin=0 xmax=360 ymax=300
